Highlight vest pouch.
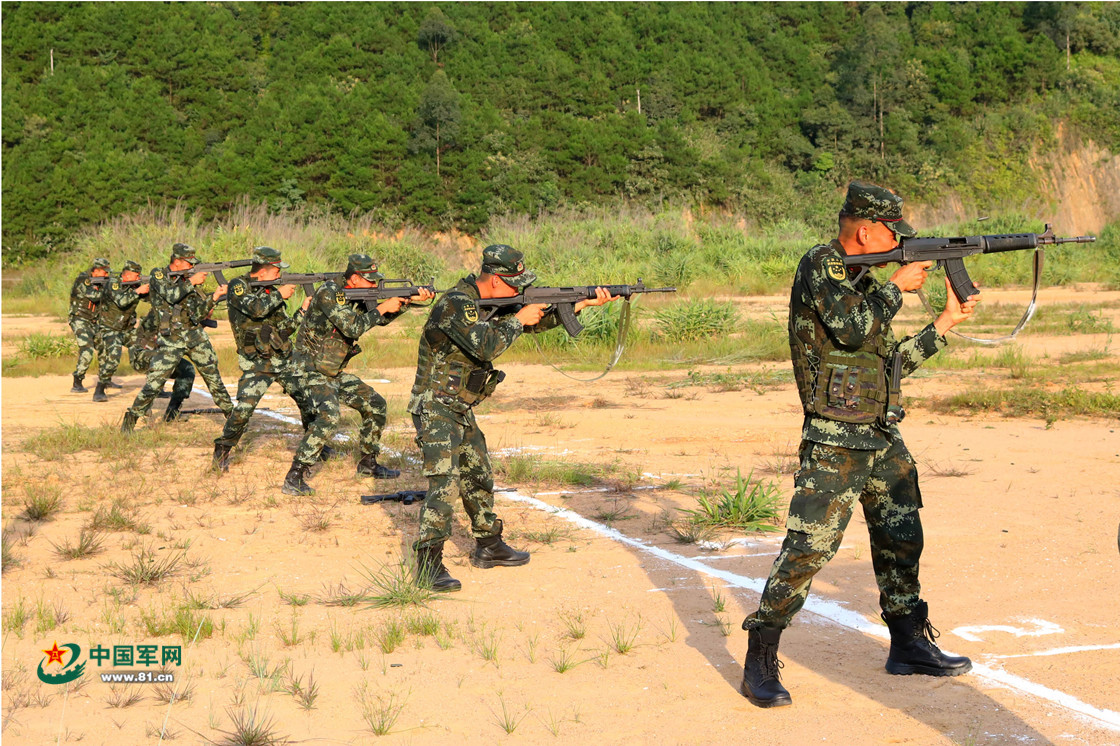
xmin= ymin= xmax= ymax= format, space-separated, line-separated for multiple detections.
xmin=813 ymin=351 xmax=885 ymax=425
xmin=480 ymin=369 xmax=505 ymax=398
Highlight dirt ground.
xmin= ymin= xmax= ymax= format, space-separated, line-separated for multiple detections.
xmin=2 ymin=289 xmax=1119 ymax=745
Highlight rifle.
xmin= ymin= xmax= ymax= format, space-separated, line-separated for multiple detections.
xmin=168 ymin=259 xmax=254 ymax=285
xmin=360 ymin=490 xmax=426 ymax=505
xmin=90 ymin=274 xmax=150 ymax=288
xmin=476 ymin=279 xmax=677 ymax=337
xmin=342 ymin=279 xmax=439 ymax=311
xmin=842 ymin=224 xmax=1096 ymax=304
xmin=249 ymin=272 xmax=343 ymax=296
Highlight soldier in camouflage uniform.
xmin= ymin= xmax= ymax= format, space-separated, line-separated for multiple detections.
xmin=92 ymin=260 xmax=150 ymax=402
xmin=121 ymin=243 xmax=233 ymax=432
xmin=408 ymin=244 xmax=618 ymax=592
xmin=130 ymin=303 xmax=196 ymax=414
xmin=212 ymin=246 xmax=316 ymax=472
xmin=68 ymin=257 xmax=111 ymax=393
xmin=281 ymin=254 xmax=434 ymax=495
xmin=740 ymin=182 xmax=982 ymax=708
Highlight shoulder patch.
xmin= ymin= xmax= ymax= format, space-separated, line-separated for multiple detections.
xmin=84 ymin=278 xmax=91 ymax=286
xmin=336 ymin=291 xmax=347 ymax=305
xmin=824 ymin=256 xmax=847 ymax=282
xmin=112 ymin=282 xmax=120 ymax=290
xmin=464 ymin=305 xmax=479 ymax=324
xmin=154 ymin=269 xmax=165 ymax=279
xmin=233 ymin=283 xmax=246 ymax=296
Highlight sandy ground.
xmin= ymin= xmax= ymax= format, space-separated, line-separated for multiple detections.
xmin=2 ymin=291 xmax=1119 ymax=745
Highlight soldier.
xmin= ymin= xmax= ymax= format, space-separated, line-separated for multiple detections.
xmin=68 ymin=257 xmax=110 ymax=393
xmin=282 ymin=254 xmax=433 ymax=495
xmin=121 ymin=243 xmax=233 ymax=432
xmin=408 ymin=244 xmax=617 ymax=592
xmin=92 ymin=260 xmax=150 ymax=402
xmin=212 ymin=246 xmax=316 ymax=472
xmin=739 ymin=182 xmax=983 ymax=708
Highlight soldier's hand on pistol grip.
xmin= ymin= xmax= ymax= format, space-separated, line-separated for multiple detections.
xmin=515 ymin=303 xmax=549 ymax=327
xmin=189 ymin=271 xmax=209 ymax=286
xmin=300 ymin=297 xmax=312 ymax=311
xmin=889 ymin=261 xmax=934 ymax=292
xmin=934 ymin=277 xmax=982 ymax=335
xmin=137 ymin=284 xmax=150 ymax=295
xmin=377 ymin=297 xmax=407 ymax=315
xmin=278 ymin=284 xmax=297 ymax=300
xmin=212 ymin=284 xmax=228 ymax=301
xmin=574 ymin=286 xmax=620 ymax=311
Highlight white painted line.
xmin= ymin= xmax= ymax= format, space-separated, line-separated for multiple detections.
xmin=986 ymin=643 xmax=1120 ymax=660
xmin=953 ymin=619 xmax=1064 ymax=643
xmin=498 ymin=488 xmax=1120 ymax=733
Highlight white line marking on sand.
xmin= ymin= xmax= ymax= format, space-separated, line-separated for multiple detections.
xmin=953 ymin=619 xmax=1064 ymax=643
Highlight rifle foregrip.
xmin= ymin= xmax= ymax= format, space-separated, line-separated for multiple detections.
xmin=942 ymin=259 xmax=976 ymax=303
xmin=556 ymin=303 xmax=584 ymax=337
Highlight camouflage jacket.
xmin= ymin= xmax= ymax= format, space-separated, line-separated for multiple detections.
xmin=292 ymin=279 xmax=399 ymax=378
xmin=147 ymin=266 xmax=219 ymax=346
xmin=408 ymin=275 xmax=561 ymax=416
xmin=68 ymin=272 xmax=103 ymax=322
xmin=789 ymin=240 xmax=946 ymax=450
xmin=98 ymin=281 xmax=146 ymax=332
xmin=227 ymin=275 xmax=304 ymax=372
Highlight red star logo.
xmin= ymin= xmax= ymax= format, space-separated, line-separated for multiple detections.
xmin=43 ymin=642 xmax=67 ymax=666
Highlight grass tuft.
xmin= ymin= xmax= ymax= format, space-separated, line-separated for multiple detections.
xmin=105 ymin=545 xmax=185 ymax=585
xmin=23 ymin=484 xmax=63 ymax=521
xmin=680 ymin=469 xmax=783 ymax=532
xmin=51 ymin=530 xmax=106 ymax=560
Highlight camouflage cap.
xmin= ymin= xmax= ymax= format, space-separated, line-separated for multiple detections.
xmin=90 ymin=257 xmax=111 ymax=271
xmin=345 ymin=253 xmax=384 ymax=281
xmin=480 ymin=244 xmax=536 ymax=289
xmin=251 ymin=246 xmax=290 ymax=269
xmin=121 ymin=260 xmax=142 ymax=274
xmin=840 ymin=181 xmax=916 ymax=239
xmin=170 ymin=242 xmax=198 ymax=264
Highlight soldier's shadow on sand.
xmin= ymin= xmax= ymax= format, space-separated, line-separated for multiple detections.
xmin=621 ymin=541 xmax=1053 ymax=743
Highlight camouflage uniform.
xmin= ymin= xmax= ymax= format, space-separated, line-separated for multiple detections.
xmin=288 ymin=258 xmax=400 ymax=469
xmin=126 ymin=244 xmax=233 ymax=420
xmin=130 ymin=305 xmax=196 ymax=399
xmin=96 ymin=261 xmax=146 ymax=385
xmin=409 ymin=248 xmax=561 ymax=551
xmin=744 ymin=184 xmax=947 ymax=631
xmin=68 ymin=258 xmax=109 ymax=381
xmin=216 ymin=248 xmax=314 ymax=452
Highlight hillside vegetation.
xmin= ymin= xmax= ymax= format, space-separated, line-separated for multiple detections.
xmin=3 ymin=2 xmax=1120 ymax=262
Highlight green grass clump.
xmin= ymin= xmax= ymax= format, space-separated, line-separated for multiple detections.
xmin=494 ymin=455 xmax=611 ymax=486
xmin=88 ymin=498 xmax=150 ymax=534
xmin=51 ymin=530 xmax=106 ymax=560
xmin=654 ymin=300 xmax=739 ymax=342
xmin=933 ymin=386 xmax=1120 ymax=421
xmin=17 ymin=332 xmax=76 ymax=358
xmin=359 ymin=556 xmax=437 ymax=608
xmin=680 ymin=469 xmax=783 ymax=532
xmin=23 ymin=484 xmax=63 ymax=521
xmin=105 ymin=545 xmax=185 ymax=585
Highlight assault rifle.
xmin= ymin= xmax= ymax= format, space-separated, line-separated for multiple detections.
xmin=168 ymin=259 xmax=254 ymax=285
xmin=249 ymin=272 xmax=344 ymax=296
xmin=842 ymin=224 xmax=1096 ymax=303
xmin=360 ymin=487 xmax=513 ymax=506
xmin=476 ymin=280 xmax=677 ymax=336
xmin=342 ymin=279 xmax=439 ymax=311
xmin=90 ymin=274 xmax=149 ymax=287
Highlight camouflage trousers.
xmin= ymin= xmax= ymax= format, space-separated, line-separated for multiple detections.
xmin=411 ymin=400 xmax=500 ymax=550
xmin=127 ymin=337 xmax=233 ymax=418
xmin=96 ymin=326 xmax=133 ymax=383
xmin=70 ymin=318 xmax=99 ymax=378
xmin=743 ymin=436 xmax=924 ymax=630
xmin=292 ymin=369 xmax=386 ymax=466
xmin=216 ymin=358 xmax=314 ymax=448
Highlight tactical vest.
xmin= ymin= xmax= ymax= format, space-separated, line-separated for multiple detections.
xmin=230 ymin=285 xmax=294 ymax=360
xmin=792 ymin=335 xmax=899 ymax=426
xmin=99 ymin=285 xmax=138 ymax=332
xmin=69 ymin=275 xmax=101 ymax=321
xmin=411 ymin=330 xmax=505 ymax=408
xmin=294 ymin=316 xmax=358 ymax=377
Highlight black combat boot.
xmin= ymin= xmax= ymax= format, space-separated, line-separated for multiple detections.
xmin=282 ymin=461 xmax=314 ymax=496
xmin=92 ymin=382 xmax=109 ymax=402
xmin=318 ymin=444 xmax=337 ymax=462
xmin=71 ymin=375 xmax=87 ymax=393
xmin=103 ymin=379 xmax=122 ymax=389
xmin=120 ymin=411 xmax=139 ymax=434
xmin=356 ymin=453 xmax=400 ymax=479
xmin=883 ymin=601 xmax=972 ymax=677
xmin=740 ymin=626 xmax=792 ymax=708
xmin=416 ymin=544 xmax=462 ymax=592
xmin=164 ymin=396 xmax=185 ymax=422
xmin=470 ymin=520 xmax=530 ymax=568
xmin=212 ymin=444 xmax=233 ymax=473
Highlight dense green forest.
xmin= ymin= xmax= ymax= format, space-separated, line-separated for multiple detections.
xmin=3 ymin=2 xmax=1119 ymax=263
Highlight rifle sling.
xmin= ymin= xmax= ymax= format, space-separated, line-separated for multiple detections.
xmin=530 ymin=297 xmax=632 ymax=383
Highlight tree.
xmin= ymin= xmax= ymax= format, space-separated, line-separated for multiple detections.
xmin=416 ymin=7 xmax=457 ymax=65
xmin=410 ymin=69 xmax=461 ymax=178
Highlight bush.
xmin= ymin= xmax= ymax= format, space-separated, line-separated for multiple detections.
xmin=655 ymin=300 xmax=739 ymax=342
xmin=18 ymin=333 xmax=75 ymax=359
